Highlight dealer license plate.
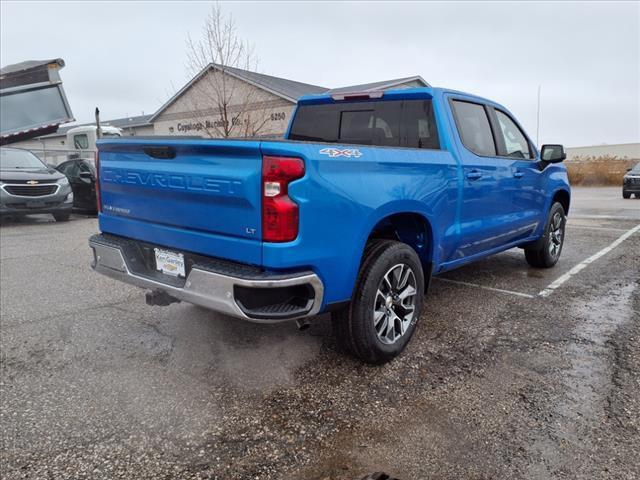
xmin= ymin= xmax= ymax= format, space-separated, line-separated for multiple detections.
xmin=154 ymin=248 xmax=185 ymax=277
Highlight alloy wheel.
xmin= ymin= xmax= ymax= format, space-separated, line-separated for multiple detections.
xmin=548 ymin=211 xmax=564 ymax=259
xmin=373 ymin=263 xmax=418 ymax=345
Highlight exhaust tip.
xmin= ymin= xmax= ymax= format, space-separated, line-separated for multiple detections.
xmin=296 ymin=319 xmax=311 ymax=331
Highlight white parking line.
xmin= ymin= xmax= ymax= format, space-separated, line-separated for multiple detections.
xmin=571 ymin=214 xmax=640 ymax=221
xmin=568 ymin=224 xmax=629 ymax=233
xmin=539 ymin=223 xmax=640 ymax=297
xmin=434 ymin=277 xmax=535 ymax=298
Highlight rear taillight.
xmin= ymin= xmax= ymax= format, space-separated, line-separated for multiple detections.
xmin=262 ymin=155 xmax=304 ymax=242
xmin=95 ymin=151 xmax=102 ymax=213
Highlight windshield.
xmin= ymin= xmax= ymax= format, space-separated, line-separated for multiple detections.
xmin=631 ymin=162 xmax=640 ymax=173
xmin=0 ymin=148 xmax=46 ymax=169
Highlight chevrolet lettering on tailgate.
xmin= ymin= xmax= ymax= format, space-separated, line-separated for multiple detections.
xmin=102 ymin=168 xmax=243 ymax=195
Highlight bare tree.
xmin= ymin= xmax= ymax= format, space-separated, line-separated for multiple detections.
xmin=184 ymin=3 xmax=271 ymax=138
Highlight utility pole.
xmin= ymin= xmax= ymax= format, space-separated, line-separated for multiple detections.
xmin=536 ymin=85 xmax=541 ymax=146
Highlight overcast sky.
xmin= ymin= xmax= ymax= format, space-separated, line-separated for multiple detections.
xmin=1 ymin=1 xmax=638 ymax=147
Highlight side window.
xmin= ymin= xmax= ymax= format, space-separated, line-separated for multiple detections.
xmin=402 ymin=100 xmax=440 ymax=149
xmin=73 ymin=134 xmax=89 ymax=150
xmin=78 ymin=161 xmax=91 ymax=173
xmin=57 ymin=162 xmax=71 ymax=174
xmin=495 ymin=110 xmax=532 ymax=159
xmin=64 ymin=161 xmax=80 ymax=178
xmin=451 ymin=100 xmax=496 ymax=156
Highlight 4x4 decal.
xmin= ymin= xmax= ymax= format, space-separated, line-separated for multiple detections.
xmin=319 ymin=147 xmax=362 ymax=158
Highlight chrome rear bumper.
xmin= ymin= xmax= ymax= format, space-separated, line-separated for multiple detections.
xmin=89 ymin=234 xmax=324 ymax=323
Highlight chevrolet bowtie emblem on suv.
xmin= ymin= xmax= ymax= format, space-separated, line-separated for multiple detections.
xmin=26 ymin=180 xmax=39 ymax=184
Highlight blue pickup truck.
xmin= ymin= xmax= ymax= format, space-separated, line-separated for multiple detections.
xmin=89 ymin=87 xmax=570 ymax=363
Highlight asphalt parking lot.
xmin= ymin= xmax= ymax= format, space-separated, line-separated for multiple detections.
xmin=1 ymin=186 xmax=638 ymax=480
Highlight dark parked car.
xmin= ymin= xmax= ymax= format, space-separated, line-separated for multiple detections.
xmin=0 ymin=147 xmax=73 ymax=221
xmin=622 ymin=162 xmax=640 ymax=199
xmin=56 ymin=158 xmax=98 ymax=212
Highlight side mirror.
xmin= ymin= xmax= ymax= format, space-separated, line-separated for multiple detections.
xmin=540 ymin=144 xmax=566 ymax=163
xmin=79 ymin=171 xmax=93 ymax=182
xmin=627 ymin=168 xmax=633 ymax=172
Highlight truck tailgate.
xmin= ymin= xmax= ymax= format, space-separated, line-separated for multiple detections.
xmin=97 ymin=139 xmax=263 ymax=265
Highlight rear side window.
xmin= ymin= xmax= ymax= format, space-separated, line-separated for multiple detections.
xmin=289 ymin=99 xmax=439 ymax=150
xmin=451 ymin=100 xmax=496 ymax=156
xmin=495 ymin=110 xmax=532 ymax=159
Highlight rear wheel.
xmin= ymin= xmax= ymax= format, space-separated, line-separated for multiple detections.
xmin=53 ymin=212 xmax=70 ymax=222
xmin=525 ymin=202 xmax=566 ymax=268
xmin=332 ymin=240 xmax=424 ymax=364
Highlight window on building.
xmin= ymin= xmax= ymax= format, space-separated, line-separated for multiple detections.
xmin=451 ymin=100 xmax=496 ymax=156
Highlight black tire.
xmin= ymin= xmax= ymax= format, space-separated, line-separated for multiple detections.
xmin=53 ymin=213 xmax=70 ymax=222
xmin=623 ymin=191 xmax=631 ymax=199
xmin=332 ymin=239 xmax=424 ymax=364
xmin=525 ymin=202 xmax=566 ymax=268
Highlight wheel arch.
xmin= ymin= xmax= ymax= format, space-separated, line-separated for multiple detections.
xmin=359 ymin=205 xmax=436 ymax=294
xmin=552 ymin=188 xmax=571 ymax=215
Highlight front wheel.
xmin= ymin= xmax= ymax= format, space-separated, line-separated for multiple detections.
xmin=332 ymin=240 xmax=424 ymax=364
xmin=525 ymin=202 xmax=566 ymax=268
xmin=623 ymin=191 xmax=631 ymax=199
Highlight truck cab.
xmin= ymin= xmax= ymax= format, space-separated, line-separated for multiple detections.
xmin=66 ymin=125 xmax=122 ymax=156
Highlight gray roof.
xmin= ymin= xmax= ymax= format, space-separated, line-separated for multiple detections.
xmin=222 ymin=65 xmax=328 ymax=101
xmin=40 ymin=114 xmax=153 ymax=138
xmin=326 ymin=76 xmax=429 ymax=94
xmin=0 ymin=58 xmax=65 ymax=76
xmin=150 ymin=64 xmax=327 ymax=121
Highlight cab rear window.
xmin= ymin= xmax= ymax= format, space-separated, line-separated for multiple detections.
xmin=289 ymin=99 xmax=440 ymax=150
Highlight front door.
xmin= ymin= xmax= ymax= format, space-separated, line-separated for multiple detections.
xmin=489 ymin=108 xmax=546 ymax=240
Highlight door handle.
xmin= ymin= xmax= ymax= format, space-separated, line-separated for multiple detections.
xmin=513 ymin=170 xmax=524 ymax=179
xmin=466 ymin=170 xmax=482 ymax=180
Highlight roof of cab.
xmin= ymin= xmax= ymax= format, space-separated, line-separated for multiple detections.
xmin=296 ymin=86 xmax=500 ymax=108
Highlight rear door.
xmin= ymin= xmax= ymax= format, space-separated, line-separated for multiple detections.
xmin=58 ymin=160 xmax=83 ymax=206
xmin=97 ymin=138 xmax=264 ymax=264
xmin=75 ymin=160 xmax=97 ymax=209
